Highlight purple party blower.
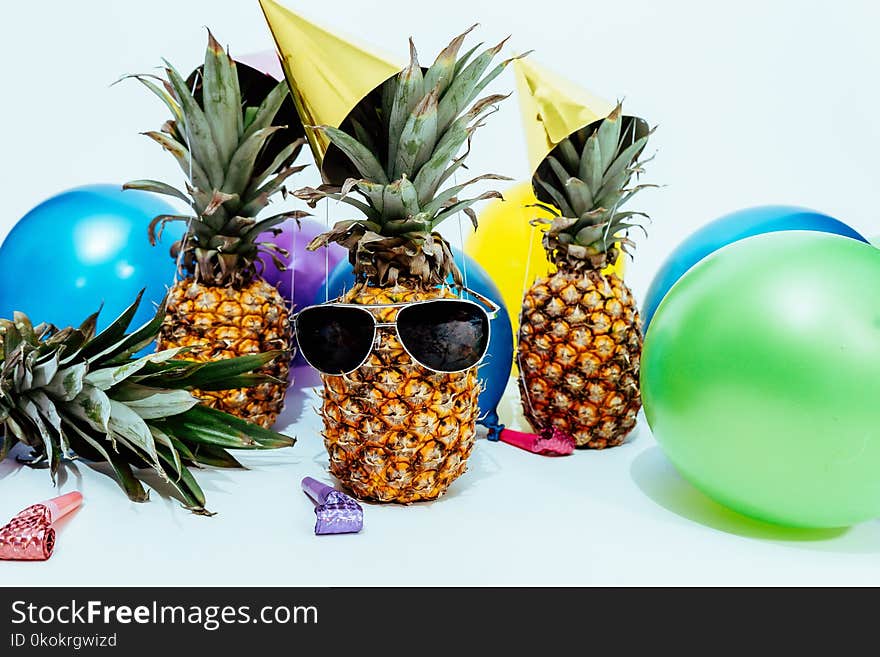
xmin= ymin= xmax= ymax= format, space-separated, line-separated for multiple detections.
xmin=301 ymin=477 xmax=363 ymax=535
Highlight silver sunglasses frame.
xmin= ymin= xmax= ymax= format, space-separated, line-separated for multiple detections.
xmin=293 ymin=286 xmax=500 ymax=376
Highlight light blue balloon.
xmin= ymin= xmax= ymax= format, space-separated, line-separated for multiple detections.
xmin=0 ymin=184 xmax=184 ymax=335
xmin=317 ymin=248 xmax=514 ymax=434
xmin=642 ymin=205 xmax=868 ymax=333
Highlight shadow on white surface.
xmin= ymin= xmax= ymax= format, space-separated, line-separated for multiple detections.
xmin=441 ymin=438 xmax=503 ymax=500
xmin=0 ymin=443 xmax=87 ymax=489
xmin=273 ymin=366 xmax=323 ymax=429
xmin=630 ymin=446 xmax=880 ymax=553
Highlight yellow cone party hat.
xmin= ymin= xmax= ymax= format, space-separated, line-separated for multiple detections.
xmin=513 ymin=57 xmax=616 ymax=175
xmin=258 ymin=0 xmax=403 ymax=174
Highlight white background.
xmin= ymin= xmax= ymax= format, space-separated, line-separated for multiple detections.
xmin=1 ymin=0 xmax=880 ymax=585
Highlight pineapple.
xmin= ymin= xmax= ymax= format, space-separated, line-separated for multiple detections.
xmin=0 ymin=292 xmax=295 ymax=515
xmin=518 ymin=103 xmax=653 ymax=448
xmin=296 ymin=30 xmax=517 ymax=503
xmin=123 ymin=31 xmax=307 ymax=428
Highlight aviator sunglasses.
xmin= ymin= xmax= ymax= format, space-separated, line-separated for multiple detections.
xmin=293 ymin=288 xmax=499 ymax=375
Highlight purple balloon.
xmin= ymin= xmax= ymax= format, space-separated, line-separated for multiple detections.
xmin=258 ymin=218 xmax=346 ymax=313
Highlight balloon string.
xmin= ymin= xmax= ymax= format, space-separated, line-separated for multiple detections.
xmin=454 ymin=172 xmax=469 ymax=299
xmin=324 ymin=201 xmax=330 ymax=302
xmin=516 ymin=222 xmax=543 ymax=429
xmin=289 ymin=217 xmax=296 ymax=316
xmin=521 ymin=223 xmax=536 ymax=307
xmin=171 ymin=72 xmax=201 ymax=288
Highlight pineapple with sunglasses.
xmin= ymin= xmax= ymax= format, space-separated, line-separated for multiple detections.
xmin=296 ymin=30 xmax=517 ymax=503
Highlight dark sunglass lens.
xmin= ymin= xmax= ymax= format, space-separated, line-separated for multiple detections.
xmin=295 ymin=306 xmax=374 ymax=374
xmin=397 ymin=301 xmax=490 ymax=372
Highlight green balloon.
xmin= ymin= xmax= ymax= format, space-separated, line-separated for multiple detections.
xmin=641 ymin=231 xmax=880 ymax=528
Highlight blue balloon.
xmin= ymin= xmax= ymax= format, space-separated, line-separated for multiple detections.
xmin=642 ymin=205 xmax=868 ymax=332
xmin=0 ymin=184 xmax=184 ymax=337
xmin=317 ymin=248 xmax=514 ymax=434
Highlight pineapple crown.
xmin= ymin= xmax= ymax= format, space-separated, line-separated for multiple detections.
xmin=531 ymin=103 xmax=655 ymax=272
xmin=296 ymin=27 xmax=522 ymax=288
xmin=0 ymin=293 xmax=294 ymax=515
xmin=122 ymin=30 xmax=308 ymax=288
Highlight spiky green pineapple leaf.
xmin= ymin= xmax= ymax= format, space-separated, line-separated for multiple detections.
xmin=387 ymin=41 xmax=425 ymax=175
xmin=546 ymin=156 xmax=573 ymax=190
xmin=178 ymin=404 xmax=294 ymax=449
xmin=430 ymin=190 xmax=503 ymax=229
xmin=156 ymin=445 xmax=209 ymax=514
xmin=317 ymin=125 xmax=389 ymax=184
xmin=221 ymin=126 xmax=284 ymax=204
xmin=46 ymin=363 xmax=88 ymax=402
xmin=102 ymin=298 xmax=169 ymax=365
xmin=350 ymin=118 xmax=379 ymax=157
xmin=436 ymin=37 xmax=509 ymax=134
xmin=578 ymin=135 xmax=603 ymax=194
xmin=420 ymin=173 xmax=514 ymax=214
xmin=247 ymin=139 xmax=305 ymax=198
xmin=411 ymin=116 xmax=471 ymax=206
xmin=123 ymin=180 xmax=192 ymax=206
xmin=150 ymin=425 xmax=183 ymax=478
xmin=241 ymin=210 xmax=310 ymax=244
xmin=75 ymin=290 xmax=144 ymax=361
xmin=393 ymin=88 xmax=439 ymax=180
xmin=240 ymin=79 xmax=290 ymax=143
xmin=18 ymin=398 xmax=56 ymax=480
xmin=557 ymin=138 xmax=581 ymax=173
xmin=354 ymin=180 xmax=386 ymax=214
xmin=112 ymin=384 xmax=200 ymax=420
xmin=64 ymin=417 xmax=150 ymax=503
xmin=162 ymin=59 xmax=225 ymax=187
xmin=134 ymin=351 xmax=279 ymax=390
xmin=117 ymin=74 xmax=183 ymax=125
xmin=535 ymin=177 xmax=573 ymax=217
xmin=423 ymin=25 xmax=477 ymax=99
xmin=190 ymin=444 xmax=244 ymax=469
xmin=30 ymin=353 xmax=59 ymax=389
xmin=140 ymin=131 xmax=213 ymax=197
xmin=602 ymin=134 xmax=651 ymax=188
xmin=85 ymin=348 xmax=187 ymax=391
xmin=64 ymin=383 xmax=112 ymax=434
xmin=563 ymin=177 xmax=594 ymax=217
xmin=202 ymin=29 xmax=241 ymax=166
xmin=595 ymin=104 xmax=623 ymax=171
xmin=240 ymin=163 xmax=308 ymax=216
xmin=108 ymin=400 xmax=161 ymax=470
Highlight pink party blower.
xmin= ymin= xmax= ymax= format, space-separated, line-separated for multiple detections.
xmin=0 ymin=492 xmax=83 ymax=561
xmin=499 ymin=427 xmax=575 ymax=456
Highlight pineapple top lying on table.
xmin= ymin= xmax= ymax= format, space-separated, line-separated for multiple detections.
xmin=0 ymin=293 xmax=295 ymax=515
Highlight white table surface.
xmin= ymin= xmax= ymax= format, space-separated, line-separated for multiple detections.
xmin=2 ymin=367 xmax=879 ymax=587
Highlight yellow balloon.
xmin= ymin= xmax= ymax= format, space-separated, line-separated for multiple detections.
xmin=466 ymin=181 xmax=625 ymax=335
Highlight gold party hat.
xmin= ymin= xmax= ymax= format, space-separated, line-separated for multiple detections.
xmin=513 ymin=57 xmax=615 ymax=175
xmin=258 ymin=0 xmax=403 ymax=169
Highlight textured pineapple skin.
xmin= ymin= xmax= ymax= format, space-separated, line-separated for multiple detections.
xmin=320 ymin=285 xmax=480 ymax=503
xmin=518 ymin=269 xmax=641 ymax=448
xmin=158 ymin=277 xmax=291 ymax=428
